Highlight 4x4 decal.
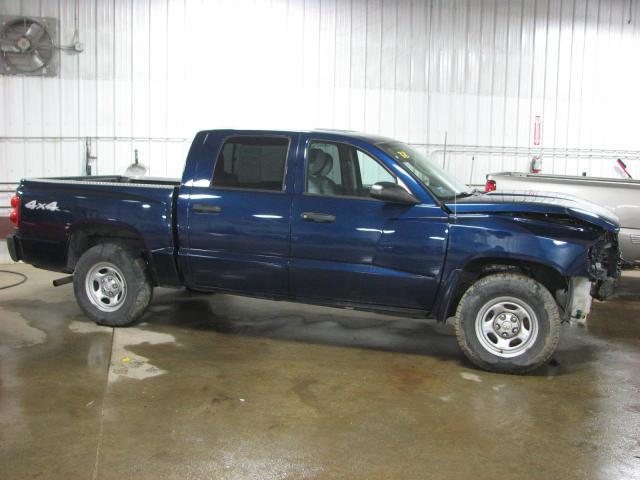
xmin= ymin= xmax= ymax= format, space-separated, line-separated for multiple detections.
xmin=24 ymin=200 xmax=60 ymax=212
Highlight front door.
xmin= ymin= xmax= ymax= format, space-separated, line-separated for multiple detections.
xmin=289 ymin=138 xmax=448 ymax=310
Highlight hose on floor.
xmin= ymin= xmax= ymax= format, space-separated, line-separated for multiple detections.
xmin=0 ymin=270 xmax=27 ymax=290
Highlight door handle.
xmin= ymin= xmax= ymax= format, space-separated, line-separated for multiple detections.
xmin=193 ymin=204 xmax=222 ymax=214
xmin=301 ymin=212 xmax=335 ymax=223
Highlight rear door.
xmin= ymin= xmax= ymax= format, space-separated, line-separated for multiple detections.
xmin=185 ymin=134 xmax=297 ymax=295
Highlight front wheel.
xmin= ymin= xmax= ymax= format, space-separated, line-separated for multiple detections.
xmin=73 ymin=244 xmax=153 ymax=326
xmin=454 ymin=273 xmax=561 ymax=374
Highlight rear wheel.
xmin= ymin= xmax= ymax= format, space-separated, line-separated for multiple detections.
xmin=73 ymin=244 xmax=152 ymax=326
xmin=454 ymin=273 xmax=561 ymax=374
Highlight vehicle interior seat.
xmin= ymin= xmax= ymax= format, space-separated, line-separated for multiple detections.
xmin=307 ymin=148 xmax=340 ymax=195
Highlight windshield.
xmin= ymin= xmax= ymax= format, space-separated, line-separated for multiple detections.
xmin=376 ymin=141 xmax=470 ymax=200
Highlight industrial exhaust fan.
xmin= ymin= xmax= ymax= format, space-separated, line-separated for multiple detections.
xmin=0 ymin=16 xmax=59 ymax=76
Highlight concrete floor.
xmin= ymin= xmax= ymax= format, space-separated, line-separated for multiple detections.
xmin=0 ymin=264 xmax=639 ymax=480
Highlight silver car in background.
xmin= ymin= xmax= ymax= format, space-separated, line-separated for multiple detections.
xmin=485 ymin=172 xmax=640 ymax=266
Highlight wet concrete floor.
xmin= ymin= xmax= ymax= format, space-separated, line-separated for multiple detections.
xmin=1 ymin=264 xmax=639 ymax=479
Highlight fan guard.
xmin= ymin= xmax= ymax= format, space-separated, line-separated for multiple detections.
xmin=0 ymin=16 xmax=59 ymax=76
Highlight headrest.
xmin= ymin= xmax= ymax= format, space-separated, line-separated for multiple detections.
xmin=319 ymin=152 xmax=333 ymax=176
xmin=308 ymin=149 xmax=334 ymax=177
xmin=308 ymin=148 xmax=325 ymax=175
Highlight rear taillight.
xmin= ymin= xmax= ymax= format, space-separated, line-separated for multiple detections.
xmin=484 ymin=179 xmax=496 ymax=193
xmin=9 ymin=195 xmax=20 ymax=228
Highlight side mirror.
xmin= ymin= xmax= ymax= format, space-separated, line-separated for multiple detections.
xmin=369 ymin=182 xmax=419 ymax=205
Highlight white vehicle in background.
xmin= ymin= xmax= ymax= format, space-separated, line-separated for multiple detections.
xmin=485 ymin=171 xmax=640 ymax=266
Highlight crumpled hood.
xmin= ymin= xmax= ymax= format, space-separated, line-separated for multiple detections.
xmin=445 ymin=190 xmax=620 ymax=231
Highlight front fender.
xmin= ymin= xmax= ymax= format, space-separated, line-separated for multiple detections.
xmin=446 ymin=215 xmax=605 ymax=277
xmin=433 ymin=215 xmax=613 ymax=322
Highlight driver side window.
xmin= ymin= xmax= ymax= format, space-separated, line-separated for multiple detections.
xmin=306 ymin=141 xmax=395 ymax=198
xmin=357 ymin=150 xmax=395 ymax=190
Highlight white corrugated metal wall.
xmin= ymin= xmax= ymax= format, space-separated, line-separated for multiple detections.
xmin=1 ymin=0 xmax=640 ymax=189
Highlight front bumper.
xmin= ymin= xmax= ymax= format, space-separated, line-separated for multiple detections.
xmin=6 ymin=235 xmax=22 ymax=262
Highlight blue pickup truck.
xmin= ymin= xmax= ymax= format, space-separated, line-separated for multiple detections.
xmin=6 ymin=130 xmax=620 ymax=373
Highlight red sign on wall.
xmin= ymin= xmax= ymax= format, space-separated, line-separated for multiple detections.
xmin=533 ymin=115 xmax=542 ymax=146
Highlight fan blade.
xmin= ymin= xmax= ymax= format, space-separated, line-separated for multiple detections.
xmin=25 ymin=22 xmax=46 ymax=44
xmin=0 ymin=45 xmax=20 ymax=53
xmin=0 ymin=40 xmax=19 ymax=53
xmin=27 ymin=50 xmax=45 ymax=69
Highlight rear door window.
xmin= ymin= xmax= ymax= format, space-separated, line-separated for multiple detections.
xmin=212 ymin=137 xmax=289 ymax=191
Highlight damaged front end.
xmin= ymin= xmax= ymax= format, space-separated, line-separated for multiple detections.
xmin=563 ymin=231 xmax=621 ymax=322
xmin=588 ymin=230 xmax=621 ymax=300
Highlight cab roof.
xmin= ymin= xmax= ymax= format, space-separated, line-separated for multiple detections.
xmin=198 ymin=128 xmax=397 ymax=146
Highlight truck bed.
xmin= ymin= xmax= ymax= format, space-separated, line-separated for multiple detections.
xmin=16 ymin=175 xmax=181 ymax=285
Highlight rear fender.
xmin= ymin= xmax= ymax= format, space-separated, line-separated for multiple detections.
xmin=66 ymin=221 xmax=157 ymax=280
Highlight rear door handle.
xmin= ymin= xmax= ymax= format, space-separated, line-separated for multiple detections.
xmin=193 ymin=204 xmax=222 ymax=214
xmin=301 ymin=212 xmax=335 ymax=223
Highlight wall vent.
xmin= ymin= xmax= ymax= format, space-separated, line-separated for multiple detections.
xmin=0 ymin=16 xmax=59 ymax=76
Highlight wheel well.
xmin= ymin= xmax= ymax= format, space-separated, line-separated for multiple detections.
xmin=445 ymin=258 xmax=568 ymax=320
xmin=66 ymin=224 xmax=147 ymax=272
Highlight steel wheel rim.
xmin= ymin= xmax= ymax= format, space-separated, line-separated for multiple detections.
xmin=474 ymin=296 xmax=539 ymax=358
xmin=85 ymin=262 xmax=127 ymax=312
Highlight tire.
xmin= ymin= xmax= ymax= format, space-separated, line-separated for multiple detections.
xmin=73 ymin=243 xmax=153 ymax=327
xmin=454 ymin=273 xmax=561 ymax=374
